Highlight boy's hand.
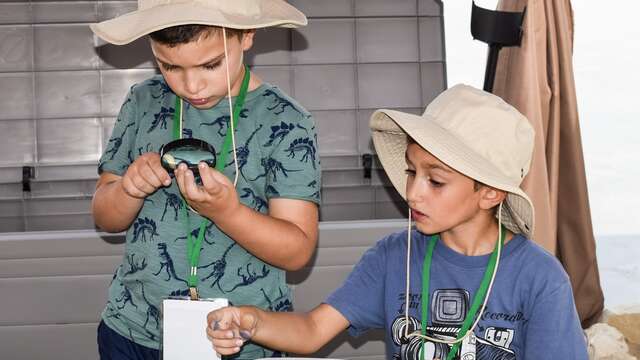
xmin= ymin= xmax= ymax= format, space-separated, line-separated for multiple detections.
xmin=121 ymin=152 xmax=172 ymax=199
xmin=174 ymin=162 xmax=240 ymax=219
xmin=206 ymin=306 xmax=258 ymax=355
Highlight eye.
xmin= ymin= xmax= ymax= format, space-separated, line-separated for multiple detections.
xmin=203 ymin=61 xmax=222 ymax=70
xmin=404 ymin=168 xmax=416 ymax=176
xmin=429 ymin=178 xmax=444 ymax=187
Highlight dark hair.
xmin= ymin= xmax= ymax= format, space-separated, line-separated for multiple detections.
xmin=149 ymin=25 xmax=245 ymax=47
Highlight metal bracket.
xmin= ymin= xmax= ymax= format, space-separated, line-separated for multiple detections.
xmin=22 ymin=166 xmax=34 ymax=192
xmin=362 ymin=154 xmax=373 ymax=179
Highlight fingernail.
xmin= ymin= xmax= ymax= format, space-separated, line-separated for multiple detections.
xmin=199 ymin=162 xmax=206 ymax=168
xmin=239 ymin=330 xmax=251 ymax=340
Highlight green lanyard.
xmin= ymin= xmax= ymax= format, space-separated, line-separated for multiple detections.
xmin=420 ymin=226 xmax=505 ymax=360
xmin=171 ymin=64 xmax=251 ymax=299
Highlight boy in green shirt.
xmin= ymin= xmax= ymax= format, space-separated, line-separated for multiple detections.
xmin=89 ymin=1 xmax=321 ymax=358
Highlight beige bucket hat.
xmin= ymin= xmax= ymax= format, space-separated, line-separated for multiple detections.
xmin=90 ymin=0 xmax=307 ymax=45
xmin=370 ymin=84 xmax=536 ymax=239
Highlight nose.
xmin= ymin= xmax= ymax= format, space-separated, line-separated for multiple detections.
xmin=183 ymin=71 xmax=205 ymax=96
xmin=405 ymin=178 xmax=423 ymax=205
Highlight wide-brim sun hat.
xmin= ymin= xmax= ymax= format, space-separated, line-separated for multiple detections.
xmin=370 ymin=84 xmax=536 ymax=239
xmin=90 ymin=0 xmax=307 ymax=45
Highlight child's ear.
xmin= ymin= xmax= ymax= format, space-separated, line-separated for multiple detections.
xmin=478 ymin=186 xmax=507 ymax=210
xmin=241 ymin=30 xmax=256 ymax=51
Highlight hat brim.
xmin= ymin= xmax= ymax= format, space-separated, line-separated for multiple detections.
xmin=370 ymin=109 xmax=535 ymax=239
xmin=90 ymin=0 xmax=307 ymax=45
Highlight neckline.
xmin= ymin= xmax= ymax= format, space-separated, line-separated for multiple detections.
xmin=415 ymin=230 xmax=526 ymax=269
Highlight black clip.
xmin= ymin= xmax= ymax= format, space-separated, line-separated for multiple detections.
xmin=22 ymin=166 xmax=34 ymax=192
xmin=362 ymin=154 xmax=373 ymax=179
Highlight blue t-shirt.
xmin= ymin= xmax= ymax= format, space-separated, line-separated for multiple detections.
xmin=326 ymin=230 xmax=588 ymax=360
xmin=98 ymin=75 xmax=321 ymax=358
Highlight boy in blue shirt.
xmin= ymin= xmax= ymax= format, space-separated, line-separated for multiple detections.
xmin=89 ymin=1 xmax=320 ymax=359
xmin=207 ymin=85 xmax=588 ymax=359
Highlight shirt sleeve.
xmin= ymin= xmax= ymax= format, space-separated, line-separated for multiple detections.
xmin=98 ymin=88 xmax=138 ymax=176
xmin=324 ymin=237 xmax=388 ymax=337
xmin=264 ymin=112 xmax=321 ymax=204
xmin=523 ymin=276 xmax=589 ymax=359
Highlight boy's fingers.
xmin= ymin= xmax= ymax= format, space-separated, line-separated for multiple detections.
xmin=198 ymin=163 xmax=222 ymax=195
xmin=239 ymin=313 xmax=258 ymax=339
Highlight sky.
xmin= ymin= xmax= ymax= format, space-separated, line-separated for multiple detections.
xmin=443 ymin=1 xmax=640 ymax=236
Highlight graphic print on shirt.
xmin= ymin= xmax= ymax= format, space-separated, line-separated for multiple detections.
xmin=147 ymin=106 xmax=174 ymax=133
xmin=284 ymin=137 xmax=317 ymax=169
xmin=153 ymin=243 xmax=188 ymax=284
xmin=250 ymin=157 xmax=300 ymax=182
xmin=226 ymin=263 xmax=271 ymax=292
xmin=104 ymin=122 xmax=135 ymax=160
xmin=263 ymin=89 xmax=303 ymax=116
xmin=136 ymin=280 xmax=161 ymax=332
xmin=260 ymin=287 xmax=292 ymax=312
xmin=123 ymin=253 xmax=148 ymax=276
xmin=160 ymin=188 xmax=183 ymax=222
xmin=240 ymin=187 xmax=268 ymax=212
xmin=199 ymin=242 xmax=236 ymax=292
xmin=263 ymin=121 xmax=307 ymax=147
xmin=132 ymin=217 xmax=159 ymax=243
xmin=148 ymin=79 xmax=172 ymax=100
xmin=229 ymin=124 xmax=262 ymax=180
xmin=200 ymin=109 xmax=249 ymax=136
xmin=391 ymin=289 xmax=516 ymax=360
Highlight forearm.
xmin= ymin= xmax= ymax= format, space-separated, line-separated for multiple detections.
xmin=248 ymin=305 xmax=341 ymax=354
xmin=92 ymin=178 xmax=144 ymax=232
xmin=209 ymin=204 xmax=316 ymax=270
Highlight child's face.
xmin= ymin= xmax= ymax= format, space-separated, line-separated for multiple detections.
xmin=150 ymin=31 xmax=255 ymax=109
xmin=405 ymin=142 xmax=485 ymax=235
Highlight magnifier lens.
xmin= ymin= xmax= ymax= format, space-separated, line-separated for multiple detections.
xmin=159 ymin=138 xmax=216 ymax=183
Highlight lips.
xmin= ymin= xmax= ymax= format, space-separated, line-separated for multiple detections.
xmin=187 ymin=98 xmax=210 ymax=106
xmin=411 ymin=208 xmax=427 ymax=220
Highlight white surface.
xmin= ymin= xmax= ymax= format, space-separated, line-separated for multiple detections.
xmin=596 ymin=235 xmax=640 ymax=310
xmin=162 ymin=298 xmax=228 ymax=360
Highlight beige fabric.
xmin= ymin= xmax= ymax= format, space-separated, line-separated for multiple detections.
xmin=90 ymin=0 xmax=307 ymax=45
xmin=370 ymin=84 xmax=535 ymax=239
xmin=493 ymin=0 xmax=604 ymax=327
xmin=585 ymin=323 xmax=637 ymax=360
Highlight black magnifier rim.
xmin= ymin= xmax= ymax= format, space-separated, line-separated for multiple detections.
xmin=159 ymin=138 xmax=217 ymax=174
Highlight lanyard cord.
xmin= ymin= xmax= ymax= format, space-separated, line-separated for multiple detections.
xmin=170 ymin=32 xmax=251 ymax=298
xmin=405 ymin=203 xmax=505 ymax=360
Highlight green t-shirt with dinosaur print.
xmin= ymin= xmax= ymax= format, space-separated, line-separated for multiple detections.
xmin=98 ymin=75 xmax=321 ymax=357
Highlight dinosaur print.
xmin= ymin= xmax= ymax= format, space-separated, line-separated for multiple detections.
xmin=263 ymin=121 xmax=307 ymax=147
xmin=153 ymin=243 xmax=187 ymax=284
xmin=262 ymin=89 xmax=303 ymax=116
xmin=148 ymin=79 xmax=172 ymax=99
xmin=123 ymin=253 xmax=148 ymax=276
xmin=136 ymin=280 xmax=160 ymax=330
xmin=182 ymin=128 xmax=193 ymax=138
xmin=132 ymin=217 xmax=159 ymax=243
xmin=285 ymin=137 xmax=317 ymax=169
xmin=260 ymin=287 xmax=292 ymax=312
xmin=147 ymin=106 xmax=174 ymax=133
xmin=105 ymin=122 xmax=135 ymax=160
xmin=226 ymin=263 xmax=270 ymax=292
xmin=115 ymin=284 xmax=137 ymax=310
xmin=174 ymin=221 xmax=216 ymax=245
xmin=265 ymin=185 xmax=280 ymax=198
xmin=160 ymin=188 xmax=183 ymax=222
xmin=200 ymin=109 xmax=249 ymax=136
xmin=250 ymin=157 xmax=300 ymax=183
xmin=137 ymin=143 xmax=153 ymax=156
xmin=229 ymin=124 xmax=262 ymax=177
xmin=199 ymin=243 xmax=236 ymax=293
xmin=240 ymin=188 xmax=268 ymax=212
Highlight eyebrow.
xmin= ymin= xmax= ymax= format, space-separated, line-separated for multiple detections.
xmin=404 ymin=152 xmax=453 ymax=173
xmin=155 ymin=53 xmax=225 ymax=68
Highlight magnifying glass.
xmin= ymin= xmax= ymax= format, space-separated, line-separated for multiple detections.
xmin=159 ymin=138 xmax=217 ymax=184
